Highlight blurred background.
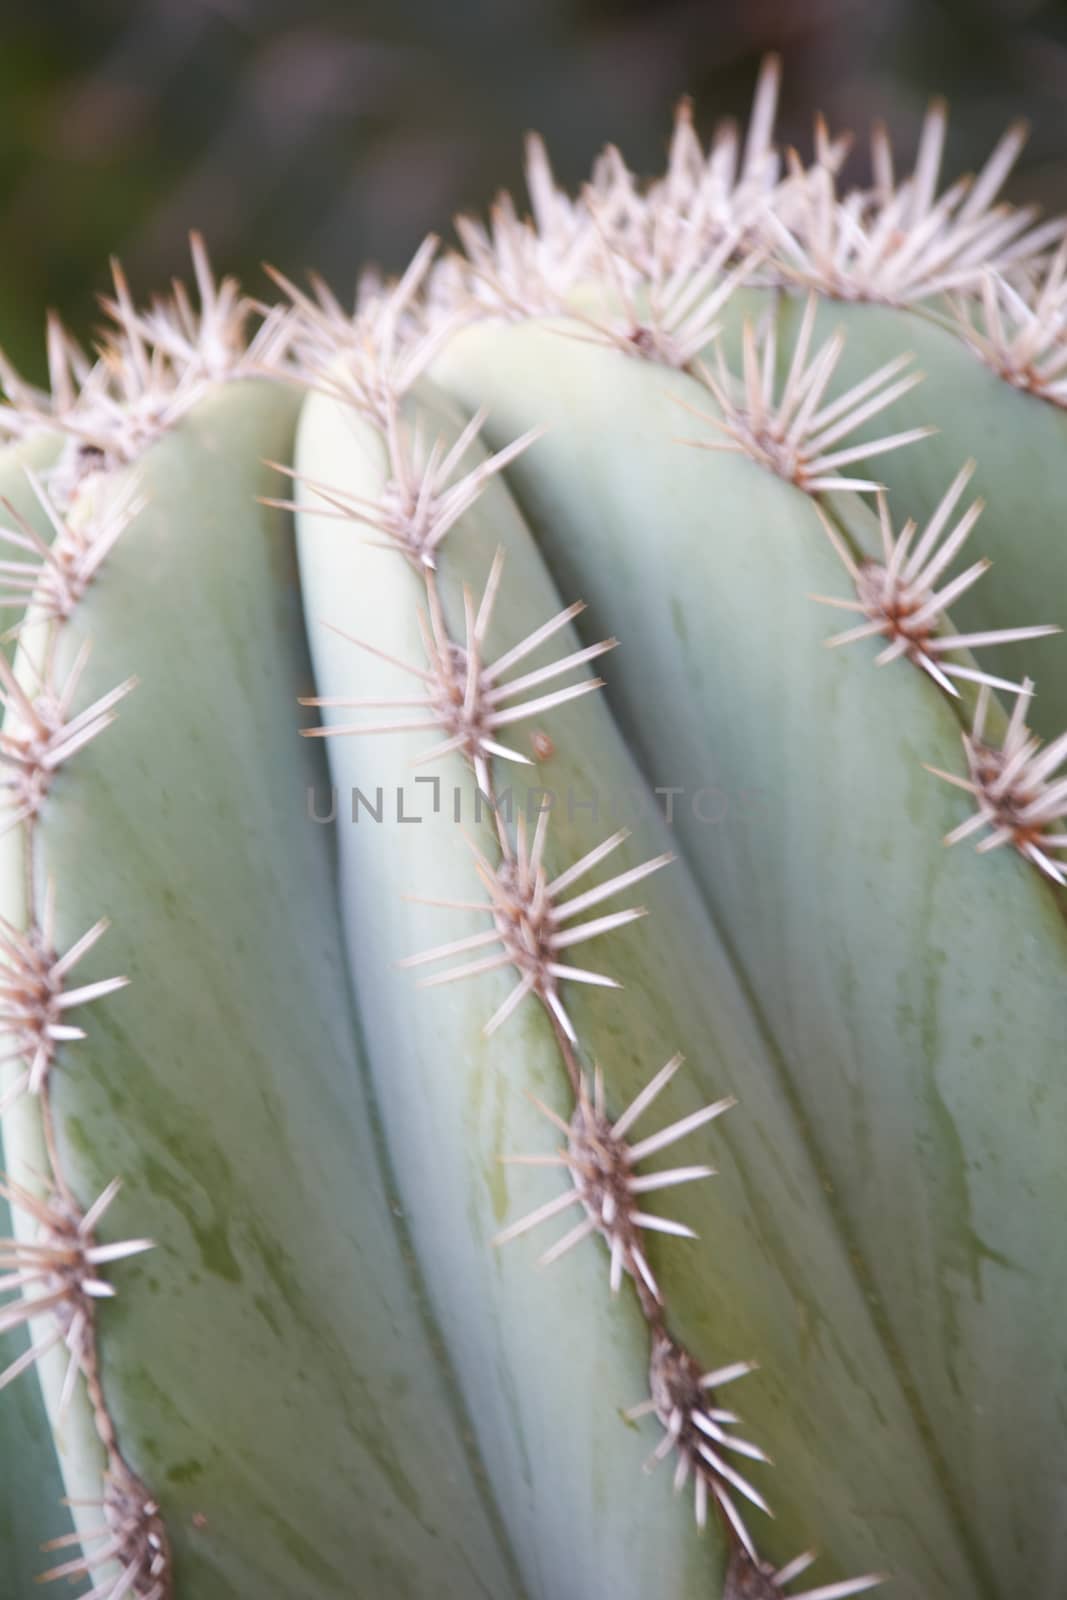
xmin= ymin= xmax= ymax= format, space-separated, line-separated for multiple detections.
xmin=3 ymin=0 xmax=1067 ymax=379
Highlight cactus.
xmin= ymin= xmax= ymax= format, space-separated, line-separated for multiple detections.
xmin=2 ymin=61 xmax=1067 ymax=1600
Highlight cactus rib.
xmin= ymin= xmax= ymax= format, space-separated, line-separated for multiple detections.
xmin=0 ymin=240 xmax=303 ymax=1598
xmin=288 ymin=260 xmax=893 ymax=1594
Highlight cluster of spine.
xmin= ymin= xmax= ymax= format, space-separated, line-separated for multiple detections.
xmin=416 ymin=56 xmax=1067 ymax=392
xmin=0 ymin=58 xmax=1066 ymax=1599
xmin=0 ymin=237 xmax=291 ymax=509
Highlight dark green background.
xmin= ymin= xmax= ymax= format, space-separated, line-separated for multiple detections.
xmin=3 ymin=0 xmax=1067 ymax=379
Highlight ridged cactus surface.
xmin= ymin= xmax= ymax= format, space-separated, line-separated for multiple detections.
xmin=1 ymin=62 xmax=1066 ymax=1600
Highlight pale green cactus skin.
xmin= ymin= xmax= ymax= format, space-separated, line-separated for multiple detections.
xmin=1 ymin=70 xmax=1066 ymax=1600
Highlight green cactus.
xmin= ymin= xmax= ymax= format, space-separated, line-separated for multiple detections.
xmin=2 ymin=62 xmax=1066 ymax=1600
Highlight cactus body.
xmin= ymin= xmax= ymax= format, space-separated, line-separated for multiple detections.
xmin=1 ymin=70 xmax=1066 ymax=1600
